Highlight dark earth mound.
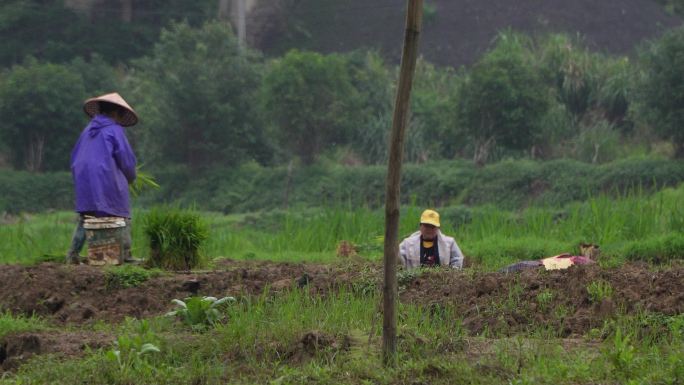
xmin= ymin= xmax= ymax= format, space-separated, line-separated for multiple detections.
xmin=0 ymin=261 xmax=681 ymax=373
xmin=0 ymin=261 xmax=680 ymax=337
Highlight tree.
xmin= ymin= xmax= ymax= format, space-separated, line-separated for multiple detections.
xmin=261 ymin=50 xmax=364 ymax=164
xmin=131 ymin=21 xmax=270 ymax=169
xmin=458 ymin=32 xmax=550 ymax=164
xmin=0 ymin=59 xmax=86 ymax=172
xmin=0 ymin=0 xmax=217 ymax=67
xmin=640 ymin=27 xmax=684 ymax=158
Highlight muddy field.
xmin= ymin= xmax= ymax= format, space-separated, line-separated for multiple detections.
xmin=0 ymin=261 xmax=682 ymax=372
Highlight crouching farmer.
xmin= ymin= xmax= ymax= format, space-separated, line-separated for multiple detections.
xmin=66 ymin=92 xmax=138 ymax=264
xmin=399 ymin=209 xmax=465 ymax=269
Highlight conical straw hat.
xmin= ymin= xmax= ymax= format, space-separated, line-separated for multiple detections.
xmin=83 ymin=92 xmax=138 ymax=127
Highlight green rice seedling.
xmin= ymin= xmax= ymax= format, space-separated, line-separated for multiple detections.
xmin=143 ymin=207 xmax=209 ymax=270
xmin=166 ymin=296 xmax=235 ymax=331
xmin=536 ymin=289 xmax=554 ymax=312
xmin=587 ymin=280 xmax=614 ymax=304
xmin=104 ymin=265 xmax=162 ymax=290
xmin=129 ymin=166 xmax=160 ymax=197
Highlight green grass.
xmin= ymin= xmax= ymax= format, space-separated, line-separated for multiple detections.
xmin=0 ymin=311 xmax=50 ymax=339
xmin=1 ymin=185 xmax=683 ymax=269
xmin=2 ymin=291 xmax=682 ymax=384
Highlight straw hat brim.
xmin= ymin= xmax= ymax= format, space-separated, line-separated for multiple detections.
xmin=83 ymin=92 xmax=138 ymax=127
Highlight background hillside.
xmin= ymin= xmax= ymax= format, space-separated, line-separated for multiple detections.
xmin=254 ymin=0 xmax=682 ymax=66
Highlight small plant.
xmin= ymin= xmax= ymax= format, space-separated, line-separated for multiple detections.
xmin=166 ymin=296 xmax=235 ymax=331
xmin=587 ymin=280 xmax=614 ymax=303
xmin=536 ymin=289 xmax=554 ymax=312
xmin=397 ymin=269 xmax=421 ymax=289
xmin=104 ymin=265 xmax=161 ymax=290
xmin=605 ymin=327 xmax=636 ymax=378
xmin=143 ymin=206 xmax=209 ymax=270
xmin=105 ymin=320 xmax=161 ymax=376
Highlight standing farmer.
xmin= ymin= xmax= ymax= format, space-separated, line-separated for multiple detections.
xmin=66 ymin=92 xmax=138 ymax=264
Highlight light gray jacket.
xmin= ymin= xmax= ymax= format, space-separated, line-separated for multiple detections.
xmin=399 ymin=230 xmax=464 ymax=269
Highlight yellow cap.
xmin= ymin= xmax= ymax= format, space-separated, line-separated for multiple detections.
xmin=419 ymin=209 xmax=440 ymax=227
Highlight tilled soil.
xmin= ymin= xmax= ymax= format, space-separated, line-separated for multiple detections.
xmin=0 ymin=331 xmax=111 ymax=372
xmin=0 ymin=261 xmax=681 ymax=334
xmin=401 ymin=263 xmax=684 ymax=336
xmin=0 ymin=261 xmax=681 ymax=374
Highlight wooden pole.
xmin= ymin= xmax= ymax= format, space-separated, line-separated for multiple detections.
xmin=382 ymin=0 xmax=423 ymax=366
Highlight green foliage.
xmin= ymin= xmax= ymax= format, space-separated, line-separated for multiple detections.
xmin=411 ymin=59 xmax=463 ymax=160
xmin=573 ymin=120 xmax=622 ymax=164
xmin=0 ymin=171 xmax=72 ymax=213
xmin=143 ymin=207 xmax=209 ymax=270
xmin=166 ymin=296 xmax=235 ymax=331
xmin=536 ymin=289 xmax=554 ymax=312
xmin=262 ymin=50 xmax=366 ymax=164
xmin=0 ymin=59 xmax=86 ymax=171
xmin=0 ymin=311 xmax=48 ymax=339
xmin=587 ymin=280 xmax=614 ymax=304
xmin=458 ymin=31 xmax=550 ymax=163
xmin=129 ymin=166 xmax=160 ymax=198
xmin=622 ymin=233 xmax=684 ymax=263
xmin=104 ymin=265 xmax=161 ymax=290
xmin=604 ymin=328 xmax=637 ymax=378
xmin=0 ymin=0 xmax=216 ymax=66
xmin=657 ymin=0 xmax=684 ymax=16
xmin=68 ymin=54 xmax=120 ymax=96
xmin=104 ymin=319 xmax=161 ymax=378
xmin=639 ymin=26 xmax=684 ymax=157
xmin=131 ymin=21 xmax=269 ymax=170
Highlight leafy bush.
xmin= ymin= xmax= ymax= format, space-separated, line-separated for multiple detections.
xmin=0 ymin=59 xmax=86 ymax=172
xmin=131 ymin=21 xmax=270 ymax=170
xmin=639 ymin=26 xmax=684 ymax=157
xmin=261 ymin=50 xmax=367 ymax=164
xmin=143 ymin=207 xmax=209 ymax=270
xmin=166 ymin=296 xmax=235 ymax=331
xmin=0 ymin=171 xmax=72 ymax=213
xmin=622 ymin=233 xmax=684 ymax=263
xmin=458 ymin=31 xmax=550 ymax=163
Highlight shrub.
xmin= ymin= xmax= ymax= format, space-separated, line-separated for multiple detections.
xmin=458 ymin=31 xmax=550 ymax=163
xmin=0 ymin=171 xmax=72 ymax=213
xmin=0 ymin=59 xmax=86 ymax=171
xmin=143 ymin=207 xmax=209 ymax=270
xmin=639 ymin=26 xmax=684 ymax=157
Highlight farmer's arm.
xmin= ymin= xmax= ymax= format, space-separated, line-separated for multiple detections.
xmin=399 ymin=238 xmax=409 ymax=268
xmin=449 ymin=240 xmax=464 ymax=269
xmin=110 ymin=128 xmax=137 ymax=184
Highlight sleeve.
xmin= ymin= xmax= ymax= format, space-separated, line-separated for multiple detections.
xmin=110 ymin=127 xmax=137 ymax=184
xmin=399 ymin=239 xmax=409 ymax=268
xmin=449 ymin=240 xmax=465 ymax=269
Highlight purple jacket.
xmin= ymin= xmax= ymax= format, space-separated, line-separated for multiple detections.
xmin=71 ymin=115 xmax=137 ymax=217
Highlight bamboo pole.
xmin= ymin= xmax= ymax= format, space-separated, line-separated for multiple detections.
xmin=382 ymin=0 xmax=423 ymax=366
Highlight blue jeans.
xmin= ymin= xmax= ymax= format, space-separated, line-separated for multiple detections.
xmin=66 ymin=214 xmax=132 ymax=263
